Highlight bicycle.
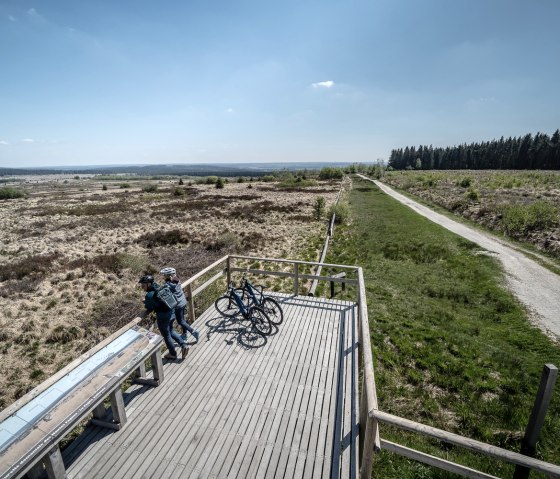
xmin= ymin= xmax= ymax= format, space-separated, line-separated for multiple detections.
xmin=214 ymin=283 xmax=273 ymax=336
xmin=238 ymin=272 xmax=284 ymax=325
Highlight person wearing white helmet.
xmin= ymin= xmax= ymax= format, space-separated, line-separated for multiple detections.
xmin=160 ymin=267 xmax=200 ymax=344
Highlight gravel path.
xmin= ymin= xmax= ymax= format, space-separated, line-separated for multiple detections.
xmin=358 ymin=175 xmax=560 ymax=339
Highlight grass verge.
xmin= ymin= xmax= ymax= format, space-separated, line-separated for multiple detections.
xmin=326 ymin=177 xmax=560 ymax=478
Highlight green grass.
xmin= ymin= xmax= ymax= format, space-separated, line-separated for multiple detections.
xmin=326 ymin=177 xmax=560 ymax=478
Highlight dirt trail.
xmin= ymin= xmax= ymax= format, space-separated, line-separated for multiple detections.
xmin=358 ymin=175 xmax=560 ymax=339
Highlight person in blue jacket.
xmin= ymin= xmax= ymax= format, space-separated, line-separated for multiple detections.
xmin=139 ymin=274 xmax=188 ymax=360
xmin=160 ymin=267 xmax=200 ymax=344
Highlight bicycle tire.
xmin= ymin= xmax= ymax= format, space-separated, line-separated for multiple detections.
xmin=249 ymin=306 xmax=272 ymax=336
xmin=214 ymin=295 xmax=239 ymax=318
xmin=261 ymin=297 xmax=283 ymax=325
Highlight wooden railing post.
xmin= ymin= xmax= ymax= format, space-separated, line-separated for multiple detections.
xmin=44 ymin=446 xmax=66 ymax=479
xmin=294 ymin=262 xmax=299 ymax=296
xmin=186 ymin=283 xmax=196 ymax=324
xmin=226 ymin=255 xmax=231 ymax=286
xmin=514 ymin=363 xmax=558 ymax=479
xmin=360 ymin=412 xmax=377 ymax=479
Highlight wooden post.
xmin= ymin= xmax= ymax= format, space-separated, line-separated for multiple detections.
xmin=186 ymin=283 xmax=196 ymax=324
xmin=359 ymin=380 xmax=367 ymax=465
xmin=360 ymin=412 xmax=377 ymax=479
xmin=294 ymin=262 xmax=299 ymax=297
xmin=514 ymin=364 xmax=558 ymax=479
xmin=44 ymin=446 xmax=66 ymax=479
xmin=226 ymin=256 xmax=231 ymax=286
xmin=110 ymin=388 xmax=127 ymax=428
xmin=330 ymin=280 xmax=335 ymax=298
xmin=135 ymin=361 xmax=146 ymax=379
xmin=151 ymin=349 xmax=164 ymax=384
xmin=92 ymin=402 xmax=106 ymax=421
xmin=27 ymin=462 xmax=45 ymax=479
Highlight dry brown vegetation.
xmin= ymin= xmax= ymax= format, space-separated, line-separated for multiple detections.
xmin=383 ymin=170 xmax=560 ymax=256
xmin=0 ymin=175 xmax=340 ymax=408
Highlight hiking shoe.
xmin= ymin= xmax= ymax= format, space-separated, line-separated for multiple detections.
xmin=180 ymin=333 xmax=188 ymax=341
xmin=181 ymin=345 xmax=189 ymax=359
xmin=193 ymin=331 xmax=200 ymax=343
xmin=164 ymin=352 xmax=178 ymax=360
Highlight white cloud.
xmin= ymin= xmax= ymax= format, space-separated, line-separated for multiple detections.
xmin=22 ymin=138 xmax=35 ymax=143
xmin=0 ymin=140 xmax=9 ymax=145
xmin=312 ymin=80 xmax=335 ymax=89
xmin=27 ymin=8 xmax=46 ymax=22
xmin=226 ymin=108 xmax=234 ymax=113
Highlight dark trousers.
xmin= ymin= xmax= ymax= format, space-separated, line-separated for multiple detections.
xmin=174 ymin=305 xmax=196 ymax=335
xmin=157 ymin=314 xmax=185 ymax=354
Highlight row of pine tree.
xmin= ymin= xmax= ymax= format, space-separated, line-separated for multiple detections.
xmin=389 ymin=130 xmax=560 ymax=170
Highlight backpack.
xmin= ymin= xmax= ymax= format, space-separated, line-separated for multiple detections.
xmin=155 ymin=285 xmax=178 ymax=310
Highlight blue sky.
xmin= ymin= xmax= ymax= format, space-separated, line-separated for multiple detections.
xmin=1 ymin=0 xmax=559 ymax=167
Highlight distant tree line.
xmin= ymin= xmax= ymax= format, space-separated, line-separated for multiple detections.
xmin=389 ymin=130 xmax=560 ymax=170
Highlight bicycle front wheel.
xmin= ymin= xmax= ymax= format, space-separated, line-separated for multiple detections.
xmin=214 ymin=295 xmax=239 ymax=318
xmin=249 ymin=306 xmax=272 ymax=335
xmin=261 ymin=297 xmax=283 ymax=325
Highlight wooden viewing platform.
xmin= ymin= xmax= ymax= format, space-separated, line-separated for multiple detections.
xmin=63 ymin=293 xmax=358 ymax=478
xmin=4 ymin=255 xmax=557 ymax=479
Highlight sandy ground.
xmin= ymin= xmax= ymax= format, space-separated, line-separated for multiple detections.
xmin=358 ymin=175 xmax=560 ymax=339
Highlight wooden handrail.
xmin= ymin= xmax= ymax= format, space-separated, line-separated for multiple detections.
xmin=374 ymin=410 xmax=560 ymax=477
xmin=228 ymin=254 xmax=360 ymax=271
xmin=180 ymin=255 xmax=229 ymax=289
xmin=357 ymin=267 xmax=380 ymax=479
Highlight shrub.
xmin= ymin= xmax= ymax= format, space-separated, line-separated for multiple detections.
xmin=0 ymin=187 xmax=26 ymax=200
xmin=457 ymin=176 xmax=472 ymax=188
xmin=1 ymin=253 xmax=61 ymax=281
xmin=314 ymin=197 xmax=326 ymax=220
xmin=46 ymin=325 xmax=82 ymax=344
xmin=247 ymin=184 xmax=253 ymax=189
xmin=136 ymin=229 xmax=191 ymax=247
xmin=261 ymin=175 xmax=275 ymax=182
xmin=178 ymin=178 xmax=184 ymax=185
xmin=173 ymin=187 xmax=185 ymax=196
xmin=142 ymin=184 xmax=158 ymax=193
xmin=500 ymin=201 xmax=559 ymax=237
xmin=330 ymin=202 xmax=350 ymax=225
xmin=319 ymin=167 xmax=344 ymax=180
xmin=119 ymin=183 xmax=130 ymax=189
xmin=206 ymin=176 xmax=218 ymax=185
xmin=237 ymin=177 xmax=245 ymax=183
xmin=216 ymin=177 xmax=225 ymax=189
xmin=102 ymin=184 xmax=108 ymax=191
xmin=466 ymin=188 xmax=480 ymax=201
xmin=74 ymin=176 xmax=80 ymax=180
xmin=206 ymin=232 xmax=239 ymax=251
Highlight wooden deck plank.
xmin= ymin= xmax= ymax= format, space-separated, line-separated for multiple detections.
xmin=302 ymin=305 xmax=340 ymax=479
xmin=211 ymin=304 xmax=304 ymax=478
xmin=253 ymin=297 xmax=324 ymax=478
xmin=275 ymin=296 xmax=334 ymax=478
xmin=262 ymin=296 xmax=331 ymax=478
xmin=289 ymin=300 xmax=335 ymax=478
xmin=64 ymin=294 xmax=357 ymax=479
xmin=235 ymin=301 xmax=312 ymax=479
xmin=312 ymin=306 xmax=347 ymax=479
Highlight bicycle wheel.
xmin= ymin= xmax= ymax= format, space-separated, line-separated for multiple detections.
xmin=261 ymin=297 xmax=283 ymax=325
xmin=214 ymin=295 xmax=239 ymax=317
xmin=249 ymin=306 xmax=272 ymax=336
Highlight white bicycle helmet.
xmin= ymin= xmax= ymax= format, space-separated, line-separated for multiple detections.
xmin=160 ymin=267 xmax=176 ymax=276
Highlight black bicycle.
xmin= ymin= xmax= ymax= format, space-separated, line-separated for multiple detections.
xmin=214 ymin=283 xmax=273 ymax=336
xmin=239 ymin=272 xmax=284 ymax=325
